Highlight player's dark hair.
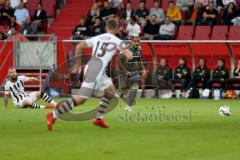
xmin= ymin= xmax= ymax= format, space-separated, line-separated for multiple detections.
xmin=180 ymin=58 xmax=187 ymax=66
xmin=218 ymin=58 xmax=225 ymax=64
xmin=199 ymin=58 xmax=206 ymax=63
xmin=199 ymin=58 xmax=206 ymax=67
xmin=106 ymin=18 xmax=118 ymax=30
xmin=161 ymin=58 xmax=168 ymax=65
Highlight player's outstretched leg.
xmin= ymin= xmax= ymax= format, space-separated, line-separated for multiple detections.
xmin=29 ymin=103 xmax=56 ymax=109
xmin=40 ymin=92 xmax=57 ymax=107
xmin=93 ymin=85 xmax=119 ymax=128
xmin=46 ymin=96 xmax=85 ymax=131
xmin=22 ymin=100 xmax=42 ymax=109
xmin=30 ymin=103 xmax=45 ymax=109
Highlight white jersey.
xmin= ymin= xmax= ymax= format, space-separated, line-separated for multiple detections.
xmin=85 ymin=33 xmax=123 ymax=70
xmin=5 ymin=76 xmax=27 ymax=105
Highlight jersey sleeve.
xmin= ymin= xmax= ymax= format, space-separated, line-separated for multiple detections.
xmin=118 ymin=39 xmax=126 ymax=51
xmin=4 ymin=83 xmax=10 ymax=95
xmin=18 ymin=75 xmax=27 ymax=82
xmin=85 ymin=37 xmax=95 ymax=48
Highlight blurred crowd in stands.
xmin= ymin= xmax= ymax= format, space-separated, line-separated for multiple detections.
xmin=0 ymin=0 xmax=47 ymax=41
xmin=72 ymin=0 xmax=240 ymax=40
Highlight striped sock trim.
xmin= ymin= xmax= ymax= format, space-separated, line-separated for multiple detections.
xmin=31 ymin=103 xmax=42 ymax=109
xmin=55 ymin=98 xmax=76 ymax=116
xmin=96 ymin=96 xmax=111 ymax=118
xmin=41 ymin=93 xmax=53 ymax=103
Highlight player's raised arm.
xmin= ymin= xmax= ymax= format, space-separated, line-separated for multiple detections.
xmin=74 ymin=42 xmax=87 ymax=68
xmin=72 ymin=39 xmax=94 ymax=73
xmin=24 ymin=76 xmax=39 ymax=82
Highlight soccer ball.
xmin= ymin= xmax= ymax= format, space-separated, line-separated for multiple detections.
xmin=218 ymin=106 xmax=231 ymax=116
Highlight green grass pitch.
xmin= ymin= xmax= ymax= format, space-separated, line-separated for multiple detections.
xmin=0 ymin=98 xmax=240 ymax=160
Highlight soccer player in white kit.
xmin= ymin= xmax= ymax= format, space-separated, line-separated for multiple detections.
xmin=46 ymin=18 xmax=132 ymax=131
xmin=3 ymin=67 xmax=57 ymax=109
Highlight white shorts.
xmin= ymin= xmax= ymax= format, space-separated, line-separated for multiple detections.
xmin=82 ymin=73 xmax=113 ymax=90
xmin=14 ymin=92 xmax=38 ymax=108
xmin=79 ymin=58 xmax=113 ymax=98
xmin=80 ymin=74 xmax=113 ymax=99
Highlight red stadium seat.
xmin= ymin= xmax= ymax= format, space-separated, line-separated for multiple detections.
xmin=194 ymin=26 xmax=211 ymax=40
xmin=212 ymin=83 xmax=222 ymax=87
xmin=228 ymin=26 xmax=240 ymax=40
xmin=211 ymin=25 xmax=228 ymax=40
xmin=232 ymin=84 xmax=240 ymax=87
xmin=177 ymin=25 xmax=194 ymax=40
xmin=174 ymin=83 xmax=183 ymax=87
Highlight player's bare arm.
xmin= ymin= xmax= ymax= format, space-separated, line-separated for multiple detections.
xmin=71 ymin=41 xmax=88 ymax=74
xmin=25 ymin=77 xmax=39 ymax=82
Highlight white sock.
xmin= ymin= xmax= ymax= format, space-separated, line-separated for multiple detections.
xmin=96 ymin=115 xmax=104 ymax=119
xmin=52 ymin=110 xmax=59 ymax=119
xmin=50 ymin=100 xmax=57 ymax=107
xmin=40 ymin=105 xmax=45 ymax=109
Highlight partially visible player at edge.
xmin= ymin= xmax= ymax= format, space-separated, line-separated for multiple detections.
xmin=117 ymin=33 xmax=146 ymax=111
xmin=4 ymin=67 xmax=57 ymax=109
xmin=46 ymin=18 xmax=133 ymax=131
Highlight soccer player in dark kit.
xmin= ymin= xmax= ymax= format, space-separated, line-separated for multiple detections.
xmin=117 ymin=33 xmax=146 ymax=111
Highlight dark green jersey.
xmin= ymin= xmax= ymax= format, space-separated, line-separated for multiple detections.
xmin=117 ymin=44 xmax=143 ymax=73
xmin=193 ymin=66 xmax=210 ymax=80
xmin=212 ymin=66 xmax=228 ymax=79
xmin=175 ymin=65 xmax=191 ymax=80
xmin=156 ymin=65 xmax=172 ymax=81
